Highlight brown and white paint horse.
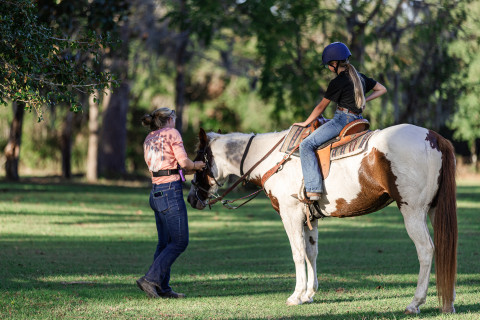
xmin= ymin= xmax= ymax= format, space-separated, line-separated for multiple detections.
xmin=187 ymin=124 xmax=457 ymax=314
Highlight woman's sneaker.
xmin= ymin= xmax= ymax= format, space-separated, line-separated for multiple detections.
xmin=136 ymin=277 xmax=160 ymax=298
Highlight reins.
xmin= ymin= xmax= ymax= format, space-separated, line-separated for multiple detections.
xmin=207 ymin=134 xmax=286 ymax=207
xmin=219 ymin=140 xmax=302 ymax=209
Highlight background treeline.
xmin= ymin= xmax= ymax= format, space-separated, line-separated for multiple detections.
xmin=1 ymin=0 xmax=480 ymax=181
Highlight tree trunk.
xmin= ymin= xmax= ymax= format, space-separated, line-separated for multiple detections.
xmin=174 ymin=0 xmax=190 ymax=134
xmin=99 ymin=82 xmax=130 ymax=178
xmin=60 ymin=111 xmax=74 ymax=179
xmin=98 ymin=21 xmax=130 ymax=178
xmin=474 ymin=138 xmax=479 ymax=173
xmin=4 ymin=102 xmax=25 ymax=181
xmin=393 ymin=73 xmax=400 ymax=124
xmin=86 ymin=93 xmax=100 ymax=181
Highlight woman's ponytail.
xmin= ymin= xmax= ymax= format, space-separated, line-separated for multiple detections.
xmin=141 ymin=107 xmax=175 ymax=131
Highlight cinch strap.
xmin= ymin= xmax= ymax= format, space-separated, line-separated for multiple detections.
xmin=152 ymin=169 xmax=179 ymax=177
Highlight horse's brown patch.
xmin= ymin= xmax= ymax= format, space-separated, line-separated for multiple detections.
xmin=266 ymin=190 xmax=280 ymax=213
xmin=425 ymin=130 xmax=440 ymax=152
xmin=331 ymin=148 xmax=403 ymax=217
xmin=190 ymin=132 xmax=217 ymax=203
xmin=248 ymin=175 xmax=262 ymax=187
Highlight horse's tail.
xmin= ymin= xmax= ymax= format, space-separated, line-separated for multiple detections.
xmin=432 ymin=132 xmax=457 ymax=311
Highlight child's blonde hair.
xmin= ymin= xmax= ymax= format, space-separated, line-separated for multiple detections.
xmin=339 ymin=61 xmax=366 ymax=110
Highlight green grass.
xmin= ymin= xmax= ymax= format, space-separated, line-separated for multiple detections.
xmin=0 ymin=179 xmax=479 ymax=319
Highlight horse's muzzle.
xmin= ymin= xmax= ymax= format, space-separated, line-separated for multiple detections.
xmin=187 ymin=189 xmax=207 ymax=210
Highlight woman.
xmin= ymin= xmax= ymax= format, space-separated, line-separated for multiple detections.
xmin=137 ymin=107 xmax=205 ymax=298
xmin=294 ymin=42 xmax=387 ymax=200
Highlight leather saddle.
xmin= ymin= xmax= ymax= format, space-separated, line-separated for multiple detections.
xmin=280 ymin=118 xmax=374 ymax=179
xmin=315 ymin=119 xmax=372 ymax=179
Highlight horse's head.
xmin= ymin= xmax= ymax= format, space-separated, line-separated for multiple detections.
xmin=187 ymin=128 xmax=225 ymax=210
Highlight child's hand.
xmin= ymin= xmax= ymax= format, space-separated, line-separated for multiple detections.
xmin=293 ymin=122 xmax=307 ymax=127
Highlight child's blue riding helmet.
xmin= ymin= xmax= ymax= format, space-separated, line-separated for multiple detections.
xmin=322 ymin=42 xmax=352 ymax=65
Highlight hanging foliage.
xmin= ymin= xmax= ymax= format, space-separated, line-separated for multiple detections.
xmin=0 ymin=0 xmax=116 ymax=120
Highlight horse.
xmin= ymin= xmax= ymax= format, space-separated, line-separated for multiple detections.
xmin=187 ymin=123 xmax=457 ymax=314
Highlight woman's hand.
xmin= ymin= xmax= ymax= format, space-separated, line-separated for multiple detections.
xmin=193 ymin=161 xmax=206 ymax=171
xmin=178 ymin=159 xmax=206 ymax=174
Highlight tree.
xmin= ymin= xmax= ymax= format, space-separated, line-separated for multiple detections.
xmin=449 ymin=0 xmax=480 ymax=169
xmin=0 ymin=0 xmax=113 ymax=116
xmin=1 ymin=0 xmax=114 ymax=180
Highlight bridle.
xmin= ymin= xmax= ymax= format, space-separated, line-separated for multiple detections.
xmin=190 ymin=145 xmax=223 ymax=208
xmin=191 ymin=134 xmax=287 ymax=209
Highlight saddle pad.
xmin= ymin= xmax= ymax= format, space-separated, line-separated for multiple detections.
xmin=330 ymin=129 xmax=379 ymax=161
xmin=280 ymin=118 xmax=329 ymax=155
xmin=280 ymin=125 xmax=311 ymax=154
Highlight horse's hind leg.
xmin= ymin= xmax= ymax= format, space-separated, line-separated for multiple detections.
xmin=302 ymin=219 xmax=319 ymax=303
xmin=401 ymin=206 xmax=435 ymax=314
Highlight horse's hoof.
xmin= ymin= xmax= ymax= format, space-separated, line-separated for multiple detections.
xmin=442 ymin=306 xmax=455 ymax=313
xmin=286 ymin=298 xmax=302 ymax=306
xmin=300 ymin=295 xmax=313 ymax=304
xmin=404 ymin=306 xmax=420 ymax=315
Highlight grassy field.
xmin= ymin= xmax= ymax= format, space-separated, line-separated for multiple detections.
xmin=0 ymin=178 xmax=479 ymax=320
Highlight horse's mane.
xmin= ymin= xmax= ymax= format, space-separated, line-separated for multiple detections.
xmin=195 ymin=129 xmax=287 ymax=151
xmin=206 ymin=131 xmax=255 ymax=142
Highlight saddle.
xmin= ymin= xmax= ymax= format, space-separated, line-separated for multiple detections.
xmin=260 ymin=118 xmax=376 ymax=229
xmin=315 ymin=119 xmax=375 ymax=179
xmin=279 ymin=118 xmax=376 ymax=179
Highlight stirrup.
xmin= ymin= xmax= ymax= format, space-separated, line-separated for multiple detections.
xmin=291 ymin=194 xmax=314 ymax=205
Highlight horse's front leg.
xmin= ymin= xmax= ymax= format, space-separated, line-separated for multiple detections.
xmin=302 ymin=218 xmax=318 ymax=304
xmin=282 ymin=204 xmax=310 ymax=306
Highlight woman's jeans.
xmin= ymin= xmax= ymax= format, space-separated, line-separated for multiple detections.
xmin=300 ymin=110 xmax=363 ymax=193
xmin=144 ymin=180 xmax=188 ymax=293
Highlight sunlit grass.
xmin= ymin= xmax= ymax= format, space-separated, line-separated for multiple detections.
xmin=0 ymin=179 xmax=479 ymax=319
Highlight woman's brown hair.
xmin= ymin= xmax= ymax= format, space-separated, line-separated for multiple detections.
xmin=141 ymin=107 xmax=176 ymax=131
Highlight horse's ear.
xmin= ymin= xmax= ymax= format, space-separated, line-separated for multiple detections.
xmin=217 ymin=129 xmax=222 ymax=134
xmin=199 ymin=128 xmax=208 ymax=147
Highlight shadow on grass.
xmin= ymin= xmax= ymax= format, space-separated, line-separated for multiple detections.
xmin=457 ymin=185 xmax=480 ymax=203
xmin=243 ymin=304 xmax=480 ymax=320
xmin=3 ymin=277 xmax=479 ymax=319
xmin=2 ymin=228 xmax=477 ymax=297
xmin=1 ymin=181 xmax=479 ymax=319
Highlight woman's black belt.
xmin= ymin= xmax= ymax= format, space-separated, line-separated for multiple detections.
xmin=152 ymin=169 xmax=179 ymax=177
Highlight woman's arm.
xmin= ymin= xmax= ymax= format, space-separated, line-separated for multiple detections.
xmin=178 ymin=158 xmax=205 ymax=171
xmin=365 ymin=82 xmax=387 ymax=102
xmin=293 ymin=97 xmax=331 ymax=127
xmin=170 ymin=129 xmax=206 ymax=172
